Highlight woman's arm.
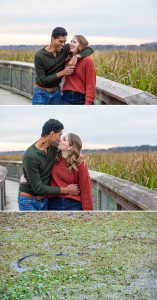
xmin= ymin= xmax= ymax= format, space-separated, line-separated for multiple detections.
xmin=85 ymin=57 xmax=96 ymax=105
xmin=78 ymin=163 xmax=93 ymax=210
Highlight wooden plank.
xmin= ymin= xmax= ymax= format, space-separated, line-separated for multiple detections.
xmin=0 ymin=60 xmax=34 ymax=69
xmin=89 ymin=170 xmax=157 ymax=210
xmin=96 ymin=76 xmax=157 ymax=105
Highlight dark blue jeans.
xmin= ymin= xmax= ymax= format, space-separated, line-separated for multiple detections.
xmin=32 ymin=86 xmax=61 ymax=105
xmin=48 ymin=197 xmax=83 ymax=210
xmin=18 ymin=194 xmax=48 ymax=211
xmin=61 ymin=91 xmax=85 ymax=105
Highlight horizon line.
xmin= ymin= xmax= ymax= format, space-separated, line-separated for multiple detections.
xmin=1 ymin=144 xmax=157 ymax=153
xmin=0 ymin=41 xmax=157 ymax=47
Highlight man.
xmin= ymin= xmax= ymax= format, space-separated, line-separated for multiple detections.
xmin=32 ymin=27 xmax=94 ymax=105
xmin=18 ymin=119 xmax=79 ymax=211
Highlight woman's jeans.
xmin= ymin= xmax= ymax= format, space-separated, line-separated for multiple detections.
xmin=61 ymin=91 xmax=85 ymax=105
xmin=18 ymin=194 xmax=48 ymax=211
xmin=32 ymin=86 xmax=61 ymax=105
xmin=48 ymin=197 xmax=83 ymax=211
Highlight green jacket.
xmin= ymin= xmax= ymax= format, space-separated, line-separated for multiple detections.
xmin=19 ymin=143 xmax=60 ymax=196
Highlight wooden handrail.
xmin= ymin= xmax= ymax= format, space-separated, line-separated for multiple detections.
xmin=0 ymin=60 xmax=157 ymax=104
xmin=96 ymin=76 xmax=157 ymax=105
xmin=89 ymin=170 xmax=157 ymax=210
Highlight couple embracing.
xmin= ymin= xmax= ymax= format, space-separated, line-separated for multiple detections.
xmin=18 ymin=119 xmax=93 ymax=211
xmin=32 ymin=27 xmax=96 ymax=105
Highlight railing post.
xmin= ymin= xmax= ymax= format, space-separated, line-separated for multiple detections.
xmin=31 ymin=70 xmax=34 ymax=95
xmin=116 ymin=203 xmax=122 ymax=210
xmin=4 ymin=180 xmax=6 ymax=207
xmin=0 ymin=186 xmax=2 ymax=210
xmin=0 ymin=65 xmax=2 ymax=84
xmin=97 ymin=187 xmax=102 ymax=210
xmin=10 ymin=65 xmax=12 ymax=87
xmin=20 ymin=68 xmax=22 ymax=91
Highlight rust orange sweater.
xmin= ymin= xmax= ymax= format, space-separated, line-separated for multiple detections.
xmin=62 ymin=56 xmax=96 ymax=105
xmin=49 ymin=157 xmax=93 ymax=210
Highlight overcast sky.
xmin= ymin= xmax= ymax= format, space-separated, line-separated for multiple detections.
xmin=0 ymin=0 xmax=157 ymax=45
xmin=0 ymin=106 xmax=157 ymax=151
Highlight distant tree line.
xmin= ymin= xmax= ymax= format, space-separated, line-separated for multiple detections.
xmin=0 ymin=145 xmax=157 ymax=156
xmin=0 ymin=42 xmax=157 ymax=51
xmin=82 ymin=145 xmax=157 ymax=153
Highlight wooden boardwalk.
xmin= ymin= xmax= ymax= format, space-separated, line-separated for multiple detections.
xmin=0 ymin=88 xmax=31 ymax=105
xmin=4 ymin=179 xmax=19 ymax=211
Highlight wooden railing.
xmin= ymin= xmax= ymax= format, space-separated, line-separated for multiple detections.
xmin=0 ymin=60 xmax=157 ymax=104
xmin=90 ymin=170 xmax=157 ymax=211
xmin=0 ymin=165 xmax=8 ymax=210
xmin=0 ymin=160 xmax=23 ymax=181
xmin=0 ymin=160 xmax=157 ymax=211
xmin=96 ymin=76 xmax=157 ymax=105
xmin=0 ymin=60 xmax=35 ymax=99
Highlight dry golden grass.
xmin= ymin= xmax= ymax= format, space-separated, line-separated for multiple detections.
xmin=0 ymin=154 xmax=23 ymax=161
xmin=84 ymin=151 xmax=157 ymax=189
xmin=92 ymin=50 xmax=157 ymax=96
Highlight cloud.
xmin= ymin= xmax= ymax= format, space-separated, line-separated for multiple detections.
xmin=0 ymin=0 xmax=156 ymax=44
xmin=0 ymin=106 xmax=157 ymax=151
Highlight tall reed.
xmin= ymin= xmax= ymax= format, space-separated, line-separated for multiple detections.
xmin=84 ymin=151 xmax=157 ymax=189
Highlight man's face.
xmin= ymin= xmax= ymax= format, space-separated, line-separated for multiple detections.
xmin=49 ymin=130 xmax=62 ymax=146
xmin=51 ymin=36 xmax=67 ymax=52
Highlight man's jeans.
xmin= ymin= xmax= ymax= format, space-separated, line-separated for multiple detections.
xmin=61 ymin=91 xmax=85 ymax=105
xmin=32 ymin=86 xmax=61 ymax=105
xmin=48 ymin=197 xmax=83 ymax=211
xmin=18 ymin=194 xmax=48 ymax=211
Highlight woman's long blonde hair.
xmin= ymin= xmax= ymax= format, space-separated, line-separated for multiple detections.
xmin=56 ymin=133 xmax=82 ymax=171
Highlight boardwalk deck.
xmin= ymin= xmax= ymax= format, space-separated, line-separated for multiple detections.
xmin=4 ymin=179 xmax=19 ymax=211
xmin=0 ymin=88 xmax=31 ymax=105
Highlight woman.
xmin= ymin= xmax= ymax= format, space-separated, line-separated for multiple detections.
xmin=61 ymin=35 xmax=96 ymax=105
xmin=48 ymin=133 xmax=93 ymax=210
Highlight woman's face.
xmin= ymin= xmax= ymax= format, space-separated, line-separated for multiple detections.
xmin=58 ymin=135 xmax=72 ymax=151
xmin=70 ymin=37 xmax=79 ymax=54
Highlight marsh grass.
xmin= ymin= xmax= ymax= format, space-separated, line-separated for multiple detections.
xmin=0 ymin=50 xmax=35 ymax=62
xmin=0 ymin=212 xmax=157 ymax=299
xmin=0 ymin=151 xmax=157 ymax=189
xmin=84 ymin=151 xmax=157 ymax=189
xmin=0 ymin=49 xmax=157 ymax=95
xmin=92 ymin=50 xmax=157 ymax=96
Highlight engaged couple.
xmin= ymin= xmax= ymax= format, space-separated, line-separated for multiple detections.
xmin=32 ymin=27 xmax=96 ymax=105
xmin=18 ymin=119 xmax=93 ymax=211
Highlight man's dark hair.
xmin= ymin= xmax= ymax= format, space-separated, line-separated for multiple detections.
xmin=51 ymin=27 xmax=67 ymax=39
xmin=41 ymin=119 xmax=64 ymax=137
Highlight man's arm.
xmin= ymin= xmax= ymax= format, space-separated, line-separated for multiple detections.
xmin=79 ymin=46 xmax=94 ymax=58
xmin=35 ymin=54 xmax=74 ymax=84
xmin=22 ymin=157 xmax=79 ymax=196
xmin=68 ymin=46 xmax=94 ymax=66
